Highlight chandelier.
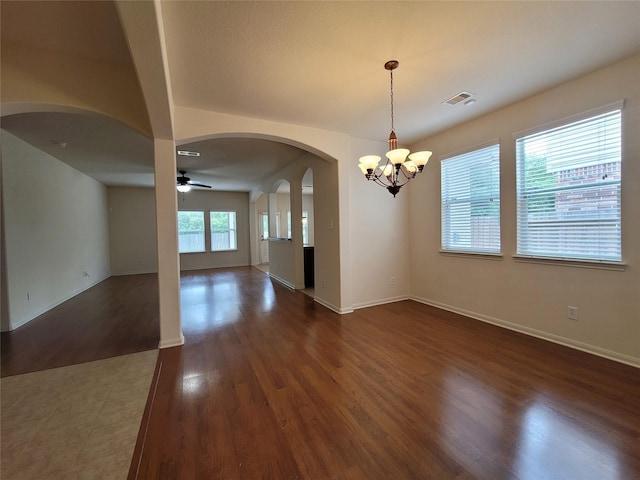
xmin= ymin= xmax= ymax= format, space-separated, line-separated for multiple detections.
xmin=358 ymin=60 xmax=432 ymax=197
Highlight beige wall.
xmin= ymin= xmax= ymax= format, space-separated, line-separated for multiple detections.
xmin=408 ymin=55 xmax=640 ymax=366
xmin=1 ymin=40 xmax=150 ymax=135
xmin=177 ymin=189 xmax=251 ymax=271
xmin=108 ymin=186 xmax=158 ymax=275
xmin=1 ymin=131 xmax=110 ymax=330
xmin=108 ymin=187 xmax=252 ymax=273
xmin=274 ymin=192 xmax=291 ymax=238
xmin=268 ymin=239 xmax=297 ymax=289
xmin=347 ymin=136 xmax=412 ymax=310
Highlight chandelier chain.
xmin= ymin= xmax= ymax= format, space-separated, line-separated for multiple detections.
xmin=390 ymin=68 xmax=394 ymax=133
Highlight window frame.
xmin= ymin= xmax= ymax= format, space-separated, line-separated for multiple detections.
xmin=513 ymin=100 xmax=624 ymax=266
xmin=177 ymin=210 xmax=206 ymax=254
xmin=440 ymin=141 xmax=502 ymax=256
xmin=210 ymin=211 xmax=238 ymax=252
xmin=260 ymin=212 xmax=269 ymax=240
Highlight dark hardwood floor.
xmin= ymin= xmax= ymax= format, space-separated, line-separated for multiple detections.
xmin=1 ymin=273 xmax=160 ymax=377
xmin=3 ymin=267 xmax=639 ymax=479
xmin=137 ymin=268 xmax=639 ymax=480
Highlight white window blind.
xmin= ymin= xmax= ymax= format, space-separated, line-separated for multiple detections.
xmin=515 ymin=105 xmax=622 ymax=262
xmin=441 ymin=143 xmax=501 ymax=253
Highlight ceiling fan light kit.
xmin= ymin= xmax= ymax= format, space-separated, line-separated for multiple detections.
xmin=358 ymin=60 xmax=432 ymax=197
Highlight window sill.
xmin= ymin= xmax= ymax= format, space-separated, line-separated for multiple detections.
xmin=439 ymin=250 xmax=503 ymax=261
xmin=513 ymin=255 xmax=626 ymax=271
xmin=211 ymin=249 xmax=238 ymax=252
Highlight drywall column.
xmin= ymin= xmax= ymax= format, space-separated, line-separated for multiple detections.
xmin=290 ymin=177 xmax=305 ymax=289
xmin=248 ymin=200 xmax=258 ymax=266
xmin=155 ymin=138 xmax=184 ymax=348
xmin=1 ymin=153 xmax=9 ymax=331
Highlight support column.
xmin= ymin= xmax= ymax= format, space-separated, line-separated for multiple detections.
xmin=154 ymin=138 xmax=183 ymax=348
xmin=290 ymin=178 xmax=305 ymax=289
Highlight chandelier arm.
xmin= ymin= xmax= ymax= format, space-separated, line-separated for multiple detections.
xmin=397 ymin=167 xmax=417 ymax=182
xmin=389 ymin=174 xmax=413 ymax=188
xmin=370 ymin=160 xmax=396 ymax=185
xmin=369 ymin=171 xmax=393 ymax=188
xmin=394 ymin=165 xmax=417 ymax=186
xmin=368 ymin=165 xmax=415 ymax=189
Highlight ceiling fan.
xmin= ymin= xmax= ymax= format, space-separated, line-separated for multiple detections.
xmin=176 ymin=170 xmax=212 ymax=192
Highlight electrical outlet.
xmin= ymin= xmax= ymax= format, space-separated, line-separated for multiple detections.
xmin=567 ymin=306 xmax=579 ymax=321
xmin=390 ymin=276 xmax=396 ymax=285
xmin=27 ymin=291 xmax=31 ymax=301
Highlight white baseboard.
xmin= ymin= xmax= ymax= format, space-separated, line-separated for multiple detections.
xmin=268 ymin=273 xmax=295 ymax=290
xmin=410 ymin=295 xmax=639 ymax=368
xmin=158 ymin=332 xmax=185 ymax=349
xmin=352 ymin=295 xmax=410 ymax=310
xmin=8 ymin=274 xmax=110 ymax=331
xmin=314 ymin=296 xmax=353 ymax=314
xmin=267 ymin=274 xmax=351 ymax=314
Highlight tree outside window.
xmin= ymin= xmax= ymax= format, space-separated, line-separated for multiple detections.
xmin=178 ymin=211 xmax=205 ymax=253
xmin=210 ymin=211 xmax=237 ymax=251
xmin=515 ymin=106 xmax=622 ymax=261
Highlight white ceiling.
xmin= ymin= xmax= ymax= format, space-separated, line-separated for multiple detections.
xmin=2 ymin=1 xmax=639 ymax=192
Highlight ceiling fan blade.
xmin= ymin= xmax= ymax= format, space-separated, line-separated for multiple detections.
xmin=188 ymin=182 xmax=212 ymax=189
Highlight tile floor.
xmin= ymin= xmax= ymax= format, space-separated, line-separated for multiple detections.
xmin=1 ymin=350 xmax=158 ymax=480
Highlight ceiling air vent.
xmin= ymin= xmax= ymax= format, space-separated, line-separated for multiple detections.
xmin=177 ymin=150 xmax=200 ymax=157
xmin=443 ymin=91 xmax=475 ymax=106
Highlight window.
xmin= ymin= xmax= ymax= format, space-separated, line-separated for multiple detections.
xmin=515 ymin=103 xmax=622 ymax=262
xmin=210 ymin=211 xmax=237 ymax=251
xmin=287 ymin=210 xmax=292 ymax=239
xmin=178 ymin=211 xmax=205 ymax=253
xmin=302 ymin=211 xmax=309 ymax=245
xmin=441 ymin=143 xmax=501 ymax=254
xmin=261 ymin=212 xmax=269 ymax=239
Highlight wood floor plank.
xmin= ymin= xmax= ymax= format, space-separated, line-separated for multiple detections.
xmin=4 ymin=266 xmax=639 ymax=479
xmin=1 ymin=274 xmax=160 ymax=377
xmin=128 ymin=267 xmax=640 ymax=479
